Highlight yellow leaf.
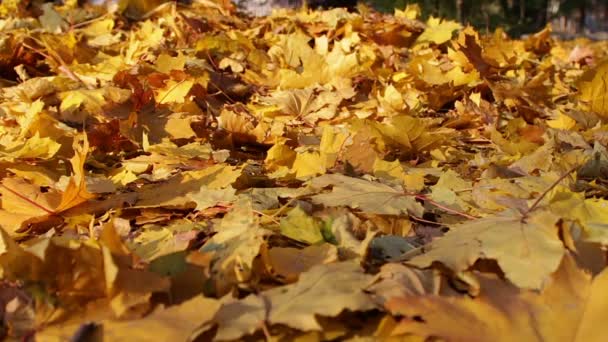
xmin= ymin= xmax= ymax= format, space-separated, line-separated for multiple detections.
xmin=395 ymin=4 xmax=421 ymax=20
xmin=280 ymin=206 xmax=324 ymax=245
xmin=265 ymin=140 xmax=297 ymax=175
xmin=549 ymin=191 xmax=608 ymax=244
xmin=39 ymin=3 xmax=67 ymax=33
xmin=373 ymin=158 xmax=425 ymax=192
xmin=311 ymin=174 xmax=424 ymax=216
xmin=578 ymin=59 xmax=608 ymax=118
xmin=0 ymin=177 xmax=59 ymax=219
xmin=156 ymin=80 xmax=194 ymax=104
xmin=164 ymin=113 xmax=196 ymax=139
xmin=81 ymin=18 xmax=114 ymax=37
xmin=155 ymin=52 xmax=186 ymax=74
xmin=59 ymin=87 xmax=131 ymax=119
xmin=429 ymin=169 xmax=474 ymax=213
xmin=188 ymin=186 xmax=237 ymax=211
xmin=56 ymin=136 xmax=96 ymax=212
xmin=16 ymin=99 xmax=45 ymax=137
xmin=292 ymin=151 xmax=325 ymax=179
xmin=416 ymin=17 xmax=462 ymax=45
xmin=210 ymin=262 xmax=375 ymax=340
xmin=200 ymin=198 xmax=268 ymax=295
xmin=104 ymin=295 xmax=219 ymax=341
xmin=409 ymin=210 xmax=564 ymax=289
xmin=381 ymin=84 xmax=405 ymax=111
xmin=6 ymin=166 xmax=59 ymax=187
xmin=262 ymin=244 xmax=338 ymax=282
xmin=387 ymin=255 xmax=608 ymax=342
xmin=319 ymin=126 xmax=348 ymax=169
xmin=136 ymin=164 xmax=242 ymax=208
xmin=547 ymin=111 xmax=577 ymax=130
xmin=0 ymin=132 xmax=61 ymax=161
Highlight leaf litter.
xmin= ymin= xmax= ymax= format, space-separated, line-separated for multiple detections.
xmin=0 ymin=1 xmax=608 ymax=341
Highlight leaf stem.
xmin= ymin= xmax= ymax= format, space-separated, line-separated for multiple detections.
xmin=410 ymin=215 xmax=444 ymax=226
xmin=522 ymin=164 xmax=579 ymax=218
xmin=414 ymin=194 xmax=478 ymax=220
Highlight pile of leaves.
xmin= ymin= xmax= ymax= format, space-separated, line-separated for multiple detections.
xmin=1 ymin=0 xmax=608 ymax=340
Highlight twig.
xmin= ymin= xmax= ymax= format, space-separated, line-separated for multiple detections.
xmin=260 ymin=321 xmax=272 ymax=342
xmin=252 ymin=209 xmax=281 ymax=225
xmin=415 ymin=194 xmax=478 ymax=220
xmin=206 ymin=78 xmax=236 ymax=104
xmin=21 ymin=42 xmax=94 ymax=90
xmin=269 ymin=195 xmax=300 ymax=218
xmin=206 ymin=50 xmax=219 ymax=70
xmin=69 ymin=13 xmax=110 ymax=29
xmin=410 ymin=215 xmax=444 ymax=226
xmin=521 ymin=164 xmax=579 ymax=219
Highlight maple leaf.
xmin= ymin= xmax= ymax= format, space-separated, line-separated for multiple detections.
xmin=188 ymin=186 xmax=237 ymax=211
xmin=385 ymin=255 xmax=608 ymax=342
xmin=408 ymin=210 xmax=564 ymax=289
xmin=548 ymin=190 xmax=608 ymax=244
xmin=155 ymin=80 xmax=195 ymax=104
xmin=416 ymin=17 xmax=462 ymax=45
xmin=3 ymin=1 xmax=608 ymax=340
xmin=578 ymin=59 xmax=608 ymax=118
xmin=261 ymin=243 xmax=338 ymax=283
xmin=39 ymin=294 xmax=219 ymax=341
xmin=366 ymin=262 xmax=441 ymax=305
xmin=0 ymin=132 xmax=61 ymax=161
xmin=136 ymin=164 xmax=242 ymax=208
xmin=199 ymin=198 xmax=269 ymax=295
xmin=455 ymin=26 xmax=493 ymax=77
xmin=280 ymin=206 xmax=324 ymax=244
xmin=310 ymin=174 xmax=424 ymax=217
xmin=261 ymin=87 xmax=344 ymax=123
xmin=55 ymin=135 xmax=96 ymax=212
xmin=59 ymin=87 xmax=131 ymax=121
xmin=210 ymin=261 xmax=376 ymax=340
xmin=0 ymin=135 xmax=94 ymax=234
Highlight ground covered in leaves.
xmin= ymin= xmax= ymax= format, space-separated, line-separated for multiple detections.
xmin=1 ymin=0 xmax=608 ymax=341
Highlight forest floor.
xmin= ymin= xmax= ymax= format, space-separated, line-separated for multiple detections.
xmin=0 ymin=1 xmax=608 ymax=341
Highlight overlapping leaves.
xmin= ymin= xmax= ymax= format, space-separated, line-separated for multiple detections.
xmin=0 ymin=1 xmax=608 ymax=341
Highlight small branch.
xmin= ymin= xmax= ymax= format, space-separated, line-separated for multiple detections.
xmin=410 ymin=215 xmax=444 ymax=226
xmin=522 ymin=164 xmax=579 ymax=219
xmin=206 ymin=50 xmax=219 ymax=70
xmin=269 ymin=195 xmax=301 ymax=218
xmin=70 ymin=13 xmax=110 ymax=29
xmin=253 ymin=209 xmax=281 ymax=226
xmin=414 ymin=194 xmax=478 ymax=220
xmin=260 ymin=321 xmax=272 ymax=342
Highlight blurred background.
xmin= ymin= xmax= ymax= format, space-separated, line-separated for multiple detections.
xmin=371 ymin=0 xmax=607 ymax=36
xmin=236 ymin=0 xmax=608 ymax=37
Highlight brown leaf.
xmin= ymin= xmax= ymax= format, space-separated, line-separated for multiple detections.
xmin=385 ymin=255 xmax=608 ymax=342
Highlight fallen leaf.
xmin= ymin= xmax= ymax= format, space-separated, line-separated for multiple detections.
xmin=408 ymin=210 xmax=564 ymax=289
xmin=280 ymin=206 xmax=325 ymax=245
xmin=262 ymin=243 xmax=338 ymax=282
xmin=386 ymin=255 xmax=608 ymax=342
xmin=211 ymin=261 xmax=376 ymax=340
xmin=199 ymin=198 xmax=269 ymax=295
xmin=310 ymin=174 xmax=424 ymax=216
xmin=416 ymin=17 xmax=462 ymax=45
xmin=578 ymin=59 xmax=608 ymax=118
